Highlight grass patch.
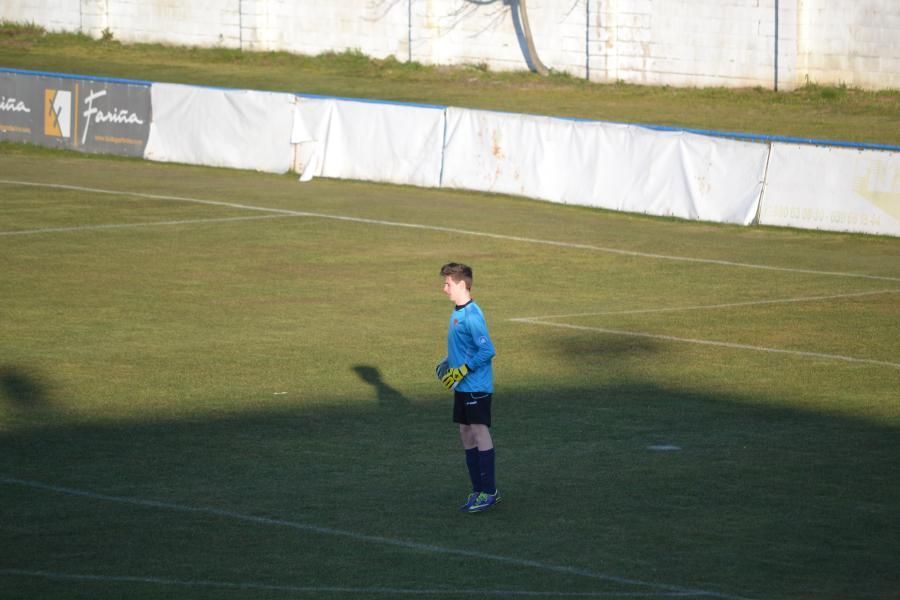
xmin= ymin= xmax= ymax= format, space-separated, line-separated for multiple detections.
xmin=1 ymin=22 xmax=898 ymax=145
xmin=0 ymin=19 xmax=45 ymax=48
xmin=1 ymin=146 xmax=899 ymax=599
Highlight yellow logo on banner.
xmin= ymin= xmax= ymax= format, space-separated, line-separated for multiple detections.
xmin=44 ymin=89 xmax=72 ymax=138
xmin=855 ymin=160 xmax=900 ymax=222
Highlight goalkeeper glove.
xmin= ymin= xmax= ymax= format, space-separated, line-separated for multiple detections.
xmin=435 ymin=358 xmax=450 ymax=381
xmin=441 ymin=364 xmax=469 ymax=390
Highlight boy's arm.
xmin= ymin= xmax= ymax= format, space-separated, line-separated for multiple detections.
xmin=462 ymin=311 xmax=495 ymax=371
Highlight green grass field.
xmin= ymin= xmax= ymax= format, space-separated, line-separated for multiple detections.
xmin=1 ymin=144 xmax=899 ymax=599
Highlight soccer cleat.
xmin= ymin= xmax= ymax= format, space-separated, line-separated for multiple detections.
xmin=467 ymin=490 xmax=500 ymax=513
xmin=459 ymin=492 xmax=479 ymax=512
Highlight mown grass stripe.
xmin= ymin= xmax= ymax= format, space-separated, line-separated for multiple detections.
xmin=511 ymin=319 xmax=900 ymax=369
xmin=0 ymin=214 xmax=294 ymax=236
xmin=514 ymin=289 xmax=900 ymax=320
xmin=0 ymin=477 xmax=756 ymax=600
xmin=0 ymin=568 xmax=702 ymax=598
xmin=2 ymin=179 xmax=898 ymax=283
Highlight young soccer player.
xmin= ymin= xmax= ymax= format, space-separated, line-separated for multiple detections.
xmin=436 ymin=262 xmax=499 ymax=513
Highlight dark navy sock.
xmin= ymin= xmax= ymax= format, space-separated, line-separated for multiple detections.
xmin=479 ymin=448 xmax=496 ymax=494
xmin=465 ymin=447 xmax=481 ymax=493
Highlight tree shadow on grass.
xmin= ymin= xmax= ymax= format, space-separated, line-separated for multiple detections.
xmin=0 ymin=379 xmax=897 ymax=600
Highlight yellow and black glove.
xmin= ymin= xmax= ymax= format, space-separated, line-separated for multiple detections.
xmin=435 ymin=358 xmax=450 ymax=382
xmin=441 ymin=364 xmax=469 ymax=390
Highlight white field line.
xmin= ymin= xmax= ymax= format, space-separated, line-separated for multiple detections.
xmin=511 ymin=319 xmax=900 ymax=369
xmin=2 ymin=179 xmax=899 ymax=283
xmin=0 ymin=569 xmax=699 ymax=598
xmin=0 ymin=214 xmax=294 ymax=236
xmin=513 ymin=288 xmax=900 ymax=321
xmin=0 ymin=476 xmax=756 ymax=600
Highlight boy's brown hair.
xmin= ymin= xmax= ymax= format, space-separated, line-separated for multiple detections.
xmin=440 ymin=262 xmax=473 ymax=290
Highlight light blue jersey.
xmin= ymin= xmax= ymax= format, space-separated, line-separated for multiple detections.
xmin=447 ymin=300 xmax=496 ymax=393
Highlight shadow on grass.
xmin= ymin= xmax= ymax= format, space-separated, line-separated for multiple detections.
xmin=0 ymin=380 xmax=897 ymax=600
xmin=352 ymin=365 xmax=409 ymax=409
xmin=0 ymin=365 xmax=52 ymax=410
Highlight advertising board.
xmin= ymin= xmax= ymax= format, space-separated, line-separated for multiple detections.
xmin=0 ymin=71 xmax=151 ymax=157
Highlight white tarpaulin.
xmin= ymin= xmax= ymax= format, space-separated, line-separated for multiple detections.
xmin=294 ymin=97 xmax=444 ymax=187
xmin=291 ymin=97 xmax=336 ymax=182
xmin=760 ymin=143 xmax=900 ymax=236
xmin=441 ymin=107 xmax=769 ymax=225
xmin=140 ymin=81 xmax=900 ymax=238
xmin=144 ymin=83 xmax=295 ymax=173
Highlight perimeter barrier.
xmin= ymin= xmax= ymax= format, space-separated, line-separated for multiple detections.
xmin=2 ymin=68 xmax=898 ymax=237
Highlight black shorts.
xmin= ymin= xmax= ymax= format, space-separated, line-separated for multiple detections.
xmin=453 ymin=391 xmax=493 ymax=427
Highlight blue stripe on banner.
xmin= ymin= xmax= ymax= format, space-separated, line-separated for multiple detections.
xmin=553 ymin=115 xmax=900 ymax=153
xmin=0 ymin=67 xmax=152 ymax=87
xmin=295 ymin=92 xmax=446 ymax=111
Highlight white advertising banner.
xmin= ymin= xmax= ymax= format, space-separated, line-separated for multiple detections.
xmin=441 ymin=107 xmax=769 ymax=225
xmin=760 ymin=143 xmax=900 ymax=236
xmin=144 ymin=83 xmax=295 ymax=173
xmin=305 ymin=98 xmax=445 ymax=188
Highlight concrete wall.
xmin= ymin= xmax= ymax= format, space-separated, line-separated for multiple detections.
xmin=123 ymin=1 xmax=240 ymax=47
xmin=798 ymin=1 xmax=900 ymax=90
xmin=1 ymin=0 xmax=81 ymax=32
xmin=597 ymin=0 xmax=787 ymax=87
xmin=2 ymin=0 xmax=898 ymax=90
